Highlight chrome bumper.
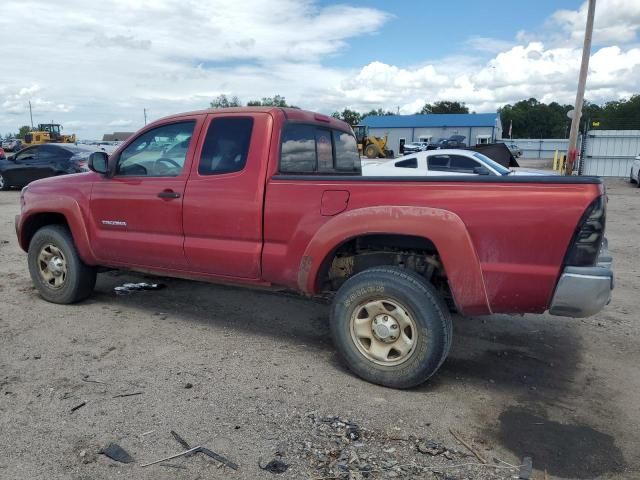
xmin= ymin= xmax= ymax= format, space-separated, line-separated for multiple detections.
xmin=549 ymin=241 xmax=613 ymax=318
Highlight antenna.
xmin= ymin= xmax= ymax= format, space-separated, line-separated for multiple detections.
xmin=144 ymin=108 xmax=147 ymax=126
xmin=29 ymin=100 xmax=34 ymax=129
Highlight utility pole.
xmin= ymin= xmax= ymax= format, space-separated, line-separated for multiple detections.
xmin=29 ymin=100 xmax=34 ymax=129
xmin=565 ymin=0 xmax=596 ymax=175
xmin=144 ymin=108 xmax=147 ymax=126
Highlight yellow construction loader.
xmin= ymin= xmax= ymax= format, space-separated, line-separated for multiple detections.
xmin=23 ymin=124 xmax=76 ymax=146
xmin=353 ymin=125 xmax=394 ymax=159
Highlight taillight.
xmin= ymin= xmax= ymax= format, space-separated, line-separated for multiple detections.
xmin=564 ymin=196 xmax=606 ymax=267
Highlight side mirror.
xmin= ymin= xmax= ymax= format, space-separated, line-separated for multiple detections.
xmin=474 ymin=166 xmax=491 ymax=175
xmin=88 ymin=151 xmax=109 ymax=174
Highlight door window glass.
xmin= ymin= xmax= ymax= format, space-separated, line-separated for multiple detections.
xmin=427 ymin=155 xmax=450 ymax=171
xmin=14 ymin=147 xmax=38 ymax=162
xmin=198 ymin=117 xmax=254 ymax=175
xmin=449 ymin=155 xmax=480 ymax=173
xmin=116 ymin=121 xmax=195 ymax=177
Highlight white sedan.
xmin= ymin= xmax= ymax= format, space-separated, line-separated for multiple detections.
xmin=630 ymin=155 xmax=640 ymax=186
xmin=362 ymin=149 xmax=545 ymax=177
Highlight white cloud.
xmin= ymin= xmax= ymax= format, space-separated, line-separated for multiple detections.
xmin=551 ymin=0 xmax=640 ymax=44
xmin=107 ymin=119 xmax=134 ymax=127
xmin=0 ymin=0 xmax=639 ymax=138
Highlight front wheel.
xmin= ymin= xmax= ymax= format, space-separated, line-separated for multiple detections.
xmin=28 ymin=225 xmax=97 ymax=304
xmin=330 ymin=266 xmax=452 ymax=388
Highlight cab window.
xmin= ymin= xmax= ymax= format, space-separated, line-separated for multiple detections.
xmin=116 ymin=121 xmax=195 ymax=177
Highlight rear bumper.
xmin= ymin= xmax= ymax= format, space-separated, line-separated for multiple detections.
xmin=549 ymin=241 xmax=613 ymax=318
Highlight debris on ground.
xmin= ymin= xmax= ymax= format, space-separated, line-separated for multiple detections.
xmin=259 ymin=458 xmax=289 ymax=474
xmin=114 ymin=282 xmax=166 ymax=296
xmin=519 ymin=456 xmax=533 ymax=479
xmin=112 ymin=391 xmax=143 ymax=398
xmin=282 ymin=413 xmax=523 ymax=479
xmin=142 ymin=446 xmax=201 ymax=467
xmin=449 ymin=428 xmax=487 ymax=464
xmin=167 ymin=430 xmax=239 ymax=470
xmin=100 ymin=443 xmax=134 ymax=464
xmin=416 ymin=440 xmax=447 ymax=456
xmin=70 ymin=401 xmax=86 ymax=413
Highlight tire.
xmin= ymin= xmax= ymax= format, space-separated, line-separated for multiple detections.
xmin=364 ymin=145 xmax=381 ymax=159
xmin=0 ymin=172 xmax=9 ymax=191
xmin=330 ymin=266 xmax=452 ymax=389
xmin=630 ymin=169 xmax=635 ymax=184
xmin=27 ymin=225 xmax=97 ymax=304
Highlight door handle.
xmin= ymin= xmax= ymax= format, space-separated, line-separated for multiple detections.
xmin=157 ymin=190 xmax=181 ymax=199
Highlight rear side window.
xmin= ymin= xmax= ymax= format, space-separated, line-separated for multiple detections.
xmin=198 ymin=117 xmax=254 ymax=175
xmin=280 ymin=123 xmax=361 ymax=174
xmin=395 ymin=157 xmax=417 ymax=168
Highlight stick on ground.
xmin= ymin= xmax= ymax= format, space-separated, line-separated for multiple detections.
xmin=449 ymin=428 xmax=487 ymax=464
xmin=141 ymin=446 xmax=202 ymax=467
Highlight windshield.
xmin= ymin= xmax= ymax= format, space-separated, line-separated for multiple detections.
xmin=473 ymin=152 xmax=511 ymax=175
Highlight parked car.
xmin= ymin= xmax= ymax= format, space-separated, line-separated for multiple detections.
xmin=630 ymin=154 xmax=640 ymax=186
xmin=504 ymin=143 xmax=523 ymax=158
xmin=2 ymin=138 xmax=22 ymax=152
xmin=402 ymin=141 xmax=429 ymax=154
xmin=0 ymin=143 xmax=97 ymax=190
xmin=363 ymin=149 xmax=545 ymax=177
xmin=15 ymin=107 xmax=613 ymax=389
xmin=426 ymin=135 xmax=466 ymax=150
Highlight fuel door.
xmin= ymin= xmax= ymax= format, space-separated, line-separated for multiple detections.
xmin=321 ymin=190 xmax=350 ymax=216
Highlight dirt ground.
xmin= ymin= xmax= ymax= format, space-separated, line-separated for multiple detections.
xmin=0 ymin=179 xmax=638 ymax=479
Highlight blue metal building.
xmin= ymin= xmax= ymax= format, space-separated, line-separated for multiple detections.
xmin=361 ymin=113 xmax=502 ymax=153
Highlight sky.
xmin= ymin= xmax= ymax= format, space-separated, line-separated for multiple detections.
xmin=1 ymin=0 xmax=640 ymax=139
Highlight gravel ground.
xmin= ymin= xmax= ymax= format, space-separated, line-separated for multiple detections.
xmin=0 ymin=178 xmax=638 ymax=479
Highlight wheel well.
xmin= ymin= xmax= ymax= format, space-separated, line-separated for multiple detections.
xmin=21 ymin=212 xmax=69 ymax=249
xmin=316 ymin=234 xmax=454 ymax=308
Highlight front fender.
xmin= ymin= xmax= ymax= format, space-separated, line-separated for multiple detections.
xmin=299 ymin=205 xmax=491 ymax=316
xmin=17 ymin=192 xmax=97 ymax=265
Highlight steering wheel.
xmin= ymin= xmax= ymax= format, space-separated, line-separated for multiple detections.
xmin=153 ymin=157 xmax=181 ymax=175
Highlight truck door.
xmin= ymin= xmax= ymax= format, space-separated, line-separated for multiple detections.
xmin=89 ymin=118 xmax=203 ymax=268
xmin=182 ymin=113 xmax=271 ymax=279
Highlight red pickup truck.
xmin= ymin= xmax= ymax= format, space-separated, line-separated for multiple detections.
xmin=15 ymin=107 xmax=613 ymax=388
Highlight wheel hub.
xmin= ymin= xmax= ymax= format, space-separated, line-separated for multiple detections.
xmin=48 ymin=257 xmax=65 ymax=275
xmin=350 ymin=298 xmax=418 ymax=367
xmin=372 ymin=314 xmax=399 ymax=343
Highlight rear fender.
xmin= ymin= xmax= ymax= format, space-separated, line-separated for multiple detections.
xmin=300 ymin=205 xmax=491 ymax=315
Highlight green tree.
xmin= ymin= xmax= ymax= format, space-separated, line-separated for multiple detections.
xmin=331 ymin=108 xmax=362 ymax=126
xmin=210 ymin=94 xmax=241 ymax=108
xmin=16 ymin=126 xmax=31 ymax=139
xmin=362 ymin=108 xmax=395 ymax=117
xmin=418 ymin=101 xmax=469 ymax=114
xmin=498 ymin=98 xmax=573 ymax=138
xmin=246 ymin=94 xmax=297 ymax=108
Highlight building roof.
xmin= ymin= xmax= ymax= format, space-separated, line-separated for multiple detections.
xmin=102 ymin=132 xmax=134 ymax=142
xmin=361 ymin=113 xmax=499 ymax=128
